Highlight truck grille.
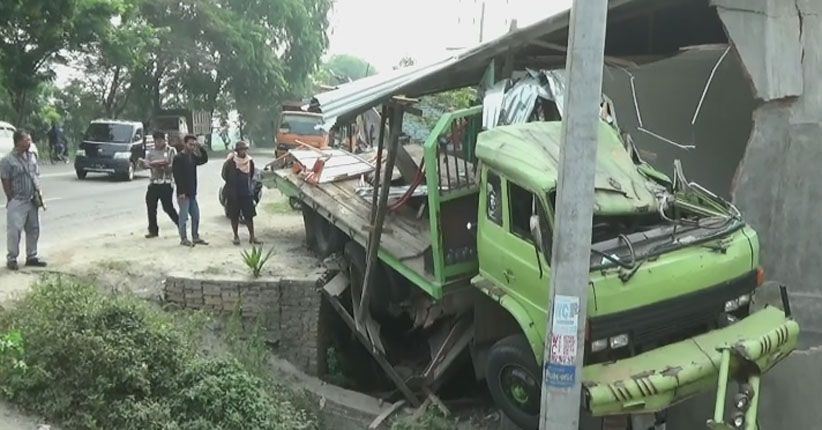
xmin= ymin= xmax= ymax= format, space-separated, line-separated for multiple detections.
xmin=587 ymin=271 xmax=756 ymax=363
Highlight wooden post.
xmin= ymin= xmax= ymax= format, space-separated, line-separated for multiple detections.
xmin=539 ymin=0 xmax=609 ymax=429
xmin=357 ymin=100 xmax=405 ymax=329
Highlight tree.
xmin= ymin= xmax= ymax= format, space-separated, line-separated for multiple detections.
xmin=317 ymin=54 xmax=377 ymax=86
xmin=0 ymin=0 xmax=122 ymax=125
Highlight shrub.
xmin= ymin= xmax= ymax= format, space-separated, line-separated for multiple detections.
xmin=241 ymin=245 xmax=275 ymax=278
xmin=391 ymin=407 xmax=457 ymax=430
xmin=0 ymin=277 xmax=316 ymax=430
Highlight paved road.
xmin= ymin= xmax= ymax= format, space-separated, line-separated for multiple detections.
xmin=0 ymin=155 xmax=229 ymax=260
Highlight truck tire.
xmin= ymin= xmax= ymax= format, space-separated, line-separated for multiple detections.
xmin=301 ymin=206 xmax=319 ymax=252
xmin=486 ymin=334 xmax=540 ymax=430
xmin=312 ymin=212 xmax=345 ymax=258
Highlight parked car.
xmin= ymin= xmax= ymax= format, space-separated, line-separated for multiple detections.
xmin=74 ymin=119 xmax=148 ymax=181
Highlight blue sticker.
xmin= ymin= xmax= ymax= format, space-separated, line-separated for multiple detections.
xmin=545 ymin=363 xmax=576 ymax=389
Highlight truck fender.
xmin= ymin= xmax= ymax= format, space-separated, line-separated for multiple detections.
xmin=495 ymin=294 xmax=544 ymax=360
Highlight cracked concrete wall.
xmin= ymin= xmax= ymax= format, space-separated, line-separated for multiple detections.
xmin=602 ymin=48 xmax=756 ymax=199
xmin=723 ymin=0 xmax=822 ymax=332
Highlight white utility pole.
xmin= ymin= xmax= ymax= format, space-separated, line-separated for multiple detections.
xmin=539 ymin=0 xmax=609 ymax=429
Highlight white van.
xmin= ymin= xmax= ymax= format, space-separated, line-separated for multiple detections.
xmin=0 ymin=121 xmax=15 ymax=154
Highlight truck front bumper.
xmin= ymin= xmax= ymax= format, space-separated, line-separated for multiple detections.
xmin=583 ymin=306 xmax=798 ymax=417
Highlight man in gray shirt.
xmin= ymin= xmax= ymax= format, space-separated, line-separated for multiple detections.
xmin=1 ymin=130 xmax=46 ymax=270
xmin=139 ymin=131 xmax=179 ymax=238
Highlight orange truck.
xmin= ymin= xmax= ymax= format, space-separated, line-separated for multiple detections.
xmin=274 ymin=108 xmax=329 ymax=158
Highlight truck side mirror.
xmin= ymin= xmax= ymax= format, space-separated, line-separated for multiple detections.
xmin=530 ymin=214 xmax=544 ymax=252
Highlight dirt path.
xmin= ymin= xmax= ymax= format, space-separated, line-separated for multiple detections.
xmin=0 ymin=400 xmax=53 ymax=430
xmin=0 ymin=189 xmax=316 ymax=302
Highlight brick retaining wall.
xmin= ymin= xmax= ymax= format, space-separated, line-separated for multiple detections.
xmin=163 ymin=273 xmax=327 ymax=375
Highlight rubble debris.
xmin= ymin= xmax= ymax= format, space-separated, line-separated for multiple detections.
xmin=289 ymin=148 xmax=374 ymax=184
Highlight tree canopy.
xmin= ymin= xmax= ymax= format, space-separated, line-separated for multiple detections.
xmin=0 ymin=0 xmax=332 ymax=146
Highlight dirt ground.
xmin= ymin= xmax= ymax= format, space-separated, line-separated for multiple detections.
xmin=0 ymin=188 xmax=318 ymax=304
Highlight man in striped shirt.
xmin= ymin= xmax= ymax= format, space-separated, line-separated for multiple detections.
xmin=1 ymin=130 xmax=46 ymax=271
xmin=139 ymin=131 xmax=179 ymax=238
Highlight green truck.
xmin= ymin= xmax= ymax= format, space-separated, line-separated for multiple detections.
xmin=274 ymin=105 xmax=798 ymax=429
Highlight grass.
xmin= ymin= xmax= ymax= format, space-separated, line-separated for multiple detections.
xmin=264 ymin=198 xmax=294 ymax=215
xmin=97 ymin=259 xmax=131 ymax=273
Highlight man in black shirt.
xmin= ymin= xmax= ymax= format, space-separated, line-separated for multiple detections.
xmin=172 ymin=134 xmax=209 ymax=247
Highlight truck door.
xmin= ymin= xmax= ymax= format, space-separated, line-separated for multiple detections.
xmin=499 ymin=179 xmax=551 ymax=320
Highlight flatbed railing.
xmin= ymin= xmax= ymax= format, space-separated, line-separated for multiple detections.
xmin=424 ymin=106 xmax=483 ymax=285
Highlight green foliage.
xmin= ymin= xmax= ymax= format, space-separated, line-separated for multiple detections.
xmin=0 ymin=277 xmax=317 ymax=430
xmin=405 ymin=87 xmax=479 ymax=141
xmin=241 ymin=245 xmax=275 ymax=278
xmin=0 ymin=0 xmax=122 ymax=124
xmin=316 ymin=54 xmax=377 ymax=87
xmin=391 ymin=407 xmax=458 ymax=430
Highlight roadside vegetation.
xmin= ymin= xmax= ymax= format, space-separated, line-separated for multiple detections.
xmin=0 ymin=276 xmax=317 ymax=430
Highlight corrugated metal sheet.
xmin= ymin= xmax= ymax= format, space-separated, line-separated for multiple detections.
xmin=310 ymin=0 xmax=700 ymax=130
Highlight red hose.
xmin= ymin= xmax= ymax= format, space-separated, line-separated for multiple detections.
xmin=388 ymin=159 xmax=425 ymax=212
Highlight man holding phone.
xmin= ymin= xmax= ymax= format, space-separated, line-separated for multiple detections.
xmin=172 ymin=134 xmax=209 ymax=247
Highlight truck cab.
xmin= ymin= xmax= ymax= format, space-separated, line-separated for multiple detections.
xmin=471 ymin=121 xmax=796 ymax=428
xmin=74 ymin=119 xmax=147 ymax=181
xmin=275 ymin=110 xmax=329 ymax=158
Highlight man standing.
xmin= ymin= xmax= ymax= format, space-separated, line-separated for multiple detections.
xmin=172 ymin=134 xmax=209 ymax=247
xmin=222 ymin=141 xmax=262 ymax=245
xmin=1 ymin=131 xmax=47 ymax=270
xmin=140 ymin=131 xmax=179 ymax=238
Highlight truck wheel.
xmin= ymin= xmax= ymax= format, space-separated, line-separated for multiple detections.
xmin=301 ymin=207 xmax=319 ymax=252
xmin=313 ymin=212 xmax=345 ymax=258
xmin=486 ymin=335 xmax=540 ymax=430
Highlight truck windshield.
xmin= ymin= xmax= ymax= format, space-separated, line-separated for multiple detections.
xmin=280 ymin=114 xmax=323 ymax=136
xmin=153 ymin=117 xmax=180 ymax=130
xmin=84 ymin=123 xmax=134 ymax=143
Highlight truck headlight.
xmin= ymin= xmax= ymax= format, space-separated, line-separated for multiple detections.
xmin=75 ymin=149 xmax=86 ymax=157
xmin=591 ymin=334 xmax=630 ymax=352
xmin=609 ymin=334 xmax=630 ymax=349
xmin=591 ymin=339 xmax=608 ymax=352
xmin=113 ymin=151 xmax=131 ymax=159
xmin=725 ymin=294 xmax=752 ymax=312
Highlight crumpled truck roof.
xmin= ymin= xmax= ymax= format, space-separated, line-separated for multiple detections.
xmin=475 ymin=121 xmax=664 ymax=215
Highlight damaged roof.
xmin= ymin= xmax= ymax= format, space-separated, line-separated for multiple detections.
xmin=311 ymin=0 xmax=727 ymax=128
xmin=475 ymin=121 xmax=663 ymax=215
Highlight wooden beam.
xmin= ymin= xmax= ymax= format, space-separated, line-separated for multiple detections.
xmin=368 ymin=400 xmax=407 ymax=429
xmin=322 ymin=288 xmax=422 ymax=406
xmin=357 ymin=102 xmax=404 ymax=328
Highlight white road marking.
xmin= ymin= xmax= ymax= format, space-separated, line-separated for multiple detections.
xmin=43 ymin=198 xmax=63 ymax=203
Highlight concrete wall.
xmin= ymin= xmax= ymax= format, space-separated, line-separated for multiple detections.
xmin=163 ymin=274 xmax=327 ymax=375
xmin=721 ymin=0 xmax=822 ymax=334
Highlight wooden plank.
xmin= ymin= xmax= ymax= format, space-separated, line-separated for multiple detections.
xmin=322 ymin=271 xmax=349 ymax=297
xmin=321 ymin=289 xmax=422 ymax=406
xmin=368 ymin=400 xmax=406 ymax=429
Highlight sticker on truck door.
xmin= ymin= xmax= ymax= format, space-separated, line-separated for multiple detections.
xmin=546 ymin=295 xmax=580 ymax=389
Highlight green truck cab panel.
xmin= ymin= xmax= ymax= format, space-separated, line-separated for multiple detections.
xmin=583 ymin=306 xmax=798 ymax=416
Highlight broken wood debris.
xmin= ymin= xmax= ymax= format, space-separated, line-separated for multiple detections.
xmin=288 ymin=148 xmax=374 ymax=184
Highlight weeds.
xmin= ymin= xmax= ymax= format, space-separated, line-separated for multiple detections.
xmin=241 ymin=245 xmax=275 ymax=277
xmin=0 ymin=277 xmax=317 ymax=430
xmin=391 ymin=407 xmax=457 ymax=430
xmin=264 ymin=200 xmax=293 ymax=214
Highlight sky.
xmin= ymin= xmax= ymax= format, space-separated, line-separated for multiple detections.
xmin=326 ymin=0 xmax=573 ymax=72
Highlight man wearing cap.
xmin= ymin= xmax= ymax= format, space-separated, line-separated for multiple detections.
xmin=140 ymin=131 xmax=179 ymax=238
xmin=222 ymin=141 xmax=261 ymax=245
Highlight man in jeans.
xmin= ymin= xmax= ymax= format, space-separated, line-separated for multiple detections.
xmin=140 ymin=131 xmax=179 ymax=238
xmin=172 ymin=134 xmax=209 ymax=247
xmin=1 ymin=130 xmax=47 ymax=270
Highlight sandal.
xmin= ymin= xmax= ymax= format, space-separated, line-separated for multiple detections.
xmin=232 ymin=237 xmax=241 ymax=246
xmin=250 ymin=238 xmax=263 ymax=245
